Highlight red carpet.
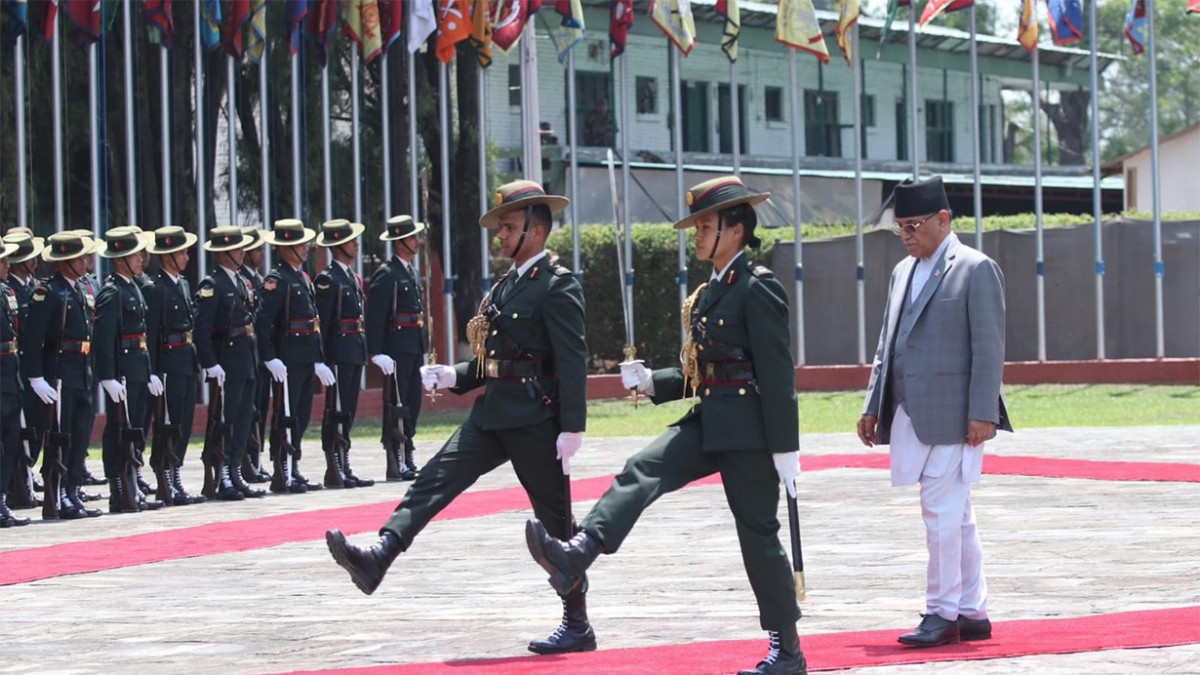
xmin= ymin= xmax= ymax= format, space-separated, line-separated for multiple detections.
xmin=2 ymin=454 xmax=1194 ymax=587
xmin=278 ymin=606 xmax=1200 ymax=674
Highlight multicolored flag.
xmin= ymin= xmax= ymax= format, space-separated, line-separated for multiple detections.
xmin=836 ymin=0 xmax=858 ymax=64
xmin=246 ymin=0 xmax=266 ymax=62
xmin=1124 ymin=0 xmax=1145 ymax=54
xmin=408 ymin=0 xmax=437 ymax=52
xmin=1047 ymin=0 xmax=1082 ymax=45
xmin=144 ymin=0 xmax=174 ymax=46
xmin=435 ymin=0 xmax=470 ymax=62
xmin=307 ymin=0 xmax=339 ymax=65
xmin=199 ymin=0 xmax=222 ymax=51
xmin=379 ymin=0 xmax=402 ymax=49
xmin=554 ymin=0 xmax=579 ymax=27
xmin=468 ymin=0 xmax=493 ymax=66
xmin=919 ymin=0 xmax=972 ymax=29
xmin=38 ymin=0 xmax=57 ymax=42
xmin=346 ymin=0 xmax=383 ymax=62
xmin=288 ymin=0 xmax=308 ymax=54
xmin=777 ymin=0 xmax=829 ymax=64
xmin=610 ymin=0 xmax=632 ymax=58
xmin=549 ymin=0 xmax=584 ymax=63
xmin=225 ymin=0 xmax=250 ymax=56
xmin=1018 ymin=0 xmax=1039 ymax=51
xmin=64 ymin=0 xmax=99 ymax=44
xmin=649 ymin=0 xmax=696 ymax=56
xmin=492 ymin=0 xmax=541 ymax=53
xmin=3 ymin=0 xmax=28 ymax=47
xmin=715 ymin=0 xmax=739 ymax=62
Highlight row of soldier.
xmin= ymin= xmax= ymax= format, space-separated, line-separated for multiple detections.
xmin=0 ymin=216 xmax=431 ymax=525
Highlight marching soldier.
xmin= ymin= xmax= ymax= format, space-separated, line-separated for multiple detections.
xmin=365 ymin=215 xmax=427 ymax=482
xmin=0 ymin=236 xmax=32 ymax=527
xmin=194 ymin=227 xmax=262 ymax=500
xmin=256 ymin=218 xmax=338 ymax=492
xmin=239 ymin=227 xmax=272 ymax=483
xmin=326 ymin=181 xmax=594 ymax=654
xmin=20 ymin=231 xmax=104 ymax=519
xmin=4 ymin=231 xmax=45 ymax=510
xmin=144 ymin=226 xmax=206 ymax=506
xmin=313 ymin=219 xmax=374 ymax=488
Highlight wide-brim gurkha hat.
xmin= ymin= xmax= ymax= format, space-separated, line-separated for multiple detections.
xmin=5 ymin=231 xmax=44 ymax=263
xmin=42 ymin=231 xmax=99 ymax=262
xmin=0 ymin=236 xmax=18 ymax=260
xmin=673 ymin=176 xmax=770 ymax=230
xmin=241 ymin=226 xmax=267 ymax=251
xmin=380 ymin=215 xmax=426 ymax=241
xmin=204 ymin=226 xmax=253 ymax=252
xmin=316 ymin=218 xmax=366 ymax=247
xmin=263 ymin=218 xmax=317 ymax=246
xmin=98 ymin=226 xmax=149 ymax=259
xmin=478 ymin=180 xmax=569 ymax=229
xmin=147 ymin=226 xmax=198 ymax=255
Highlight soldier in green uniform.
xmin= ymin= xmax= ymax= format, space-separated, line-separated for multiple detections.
xmin=256 ymin=219 xmax=338 ymax=492
xmin=365 ymin=215 xmax=428 ymax=482
xmin=525 ymin=176 xmax=807 ymax=675
xmin=64 ymin=229 xmax=108 ymax=489
xmin=3 ymin=231 xmax=45 ymax=511
xmin=0 ymin=236 xmax=32 ymax=527
xmin=238 ymin=227 xmax=272 ymax=483
xmin=325 ymin=181 xmax=594 ymax=654
xmin=313 ymin=219 xmax=374 ymax=488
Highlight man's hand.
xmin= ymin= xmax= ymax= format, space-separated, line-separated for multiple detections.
xmin=29 ymin=377 xmax=59 ymax=405
xmin=371 ymin=354 xmax=396 ymax=376
xmin=101 ymin=379 xmax=127 ymax=403
xmin=857 ymin=414 xmax=878 ymax=447
xmin=772 ymin=451 xmax=801 ymax=499
xmin=556 ymin=432 xmax=584 ymax=474
xmin=265 ymin=358 xmax=287 ymax=383
xmin=619 ymin=360 xmax=653 ymax=393
xmin=966 ymin=420 xmax=995 ymax=447
xmin=205 ymin=365 xmax=226 ymax=386
xmin=419 ymin=364 xmax=456 ymax=391
xmin=314 ymin=363 xmax=337 ymax=387
xmin=147 ymin=375 xmax=164 ymax=397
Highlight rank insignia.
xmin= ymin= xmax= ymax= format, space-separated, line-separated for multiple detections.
xmin=32 ymin=289 xmax=46 ymax=302
xmin=263 ymin=279 xmax=278 ymax=292
xmin=199 ymin=286 xmax=215 ymax=298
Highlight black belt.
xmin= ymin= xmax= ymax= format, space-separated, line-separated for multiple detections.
xmin=392 ymin=312 xmax=423 ymax=328
xmin=0 ymin=340 xmax=15 ymax=355
xmin=120 ymin=334 xmax=148 ymax=351
xmin=61 ymin=340 xmax=92 ymax=355
xmin=339 ymin=319 xmax=364 ymax=334
xmin=227 ymin=324 xmax=255 ymax=339
xmin=162 ymin=331 xmax=193 ymax=347
xmin=484 ymin=357 xmax=553 ymax=379
xmin=288 ymin=318 xmax=320 ymax=334
xmin=702 ymin=361 xmax=755 ymax=384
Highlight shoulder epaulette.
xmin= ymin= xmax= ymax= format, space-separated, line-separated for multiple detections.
xmin=750 ymin=264 xmax=774 ymax=279
xmin=551 ymin=264 xmax=572 ymax=277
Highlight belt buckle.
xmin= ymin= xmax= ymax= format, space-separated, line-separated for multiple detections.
xmin=704 ymin=363 xmax=715 ymax=380
xmin=484 ymin=359 xmax=499 ymax=379
xmin=139 ymin=337 xmax=148 ymax=350
xmin=81 ymin=341 xmax=91 ymax=355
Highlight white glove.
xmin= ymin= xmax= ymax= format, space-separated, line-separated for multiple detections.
xmin=619 ymin=360 xmax=653 ymax=393
xmin=147 ymin=375 xmax=164 ymax=397
xmin=420 ymin=364 xmax=456 ymax=391
xmin=556 ymin=432 xmax=584 ymax=475
xmin=101 ymin=379 xmax=127 ymax=403
xmin=371 ymin=354 xmax=396 ymax=375
xmin=772 ymin=451 xmax=801 ymax=499
xmin=314 ymin=362 xmax=337 ymax=387
xmin=205 ymin=365 xmax=226 ymax=386
xmin=265 ymin=358 xmax=287 ymax=383
xmin=29 ymin=377 xmax=59 ymax=405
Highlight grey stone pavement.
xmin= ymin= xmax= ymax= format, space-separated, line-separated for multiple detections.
xmin=2 ymin=425 xmax=1199 ymax=675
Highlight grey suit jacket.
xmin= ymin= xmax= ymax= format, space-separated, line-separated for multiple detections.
xmin=863 ymin=234 xmax=1012 ymax=446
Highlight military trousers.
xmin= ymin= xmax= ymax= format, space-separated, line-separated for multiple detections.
xmin=378 ymin=353 xmax=423 ymax=454
xmin=382 ymin=416 xmax=574 ymax=548
xmin=331 ymin=364 xmax=362 ymax=435
xmin=1 ymin=389 xmax=20 ymax=493
xmin=283 ymin=364 xmax=315 ymax=458
xmin=54 ymin=385 xmax=94 ymax=486
xmin=101 ymin=383 xmax=148 ymax=479
xmin=160 ymin=373 xmax=197 ymax=463
xmin=580 ymin=417 xmax=801 ymax=630
xmin=21 ymin=388 xmax=43 ymax=464
xmin=222 ymin=375 xmax=256 ymax=468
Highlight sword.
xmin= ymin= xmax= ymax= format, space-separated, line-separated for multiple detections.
xmin=786 ymin=491 xmax=807 ymax=602
xmin=419 ymin=166 xmax=439 ymax=405
xmin=606 ymin=148 xmax=640 ymax=407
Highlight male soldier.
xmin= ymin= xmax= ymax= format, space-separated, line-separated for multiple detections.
xmin=4 ymin=230 xmax=43 ymax=307
xmin=0 ymin=236 xmax=32 ymax=527
xmin=239 ymin=227 xmax=272 ymax=483
xmin=65 ymin=229 xmax=108 ymax=489
xmin=256 ymin=219 xmax=338 ymax=492
xmin=21 ymin=231 xmax=104 ymax=519
xmin=365 ymin=215 xmax=427 ymax=482
xmin=194 ymin=227 xmax=261 ymax=501
xmin=144 ymin=226 xmax=206 ymax=506
xmin=3 ymin=231 xmax=45 ymax=510
xmin=313 ymin=219 xmax=374 ymax=488
xmin=326 ymin=181 xmax=593 ymax=654
xmin=93 ymin=227 xmax=165 ymax=514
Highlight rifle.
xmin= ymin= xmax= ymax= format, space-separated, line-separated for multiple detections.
xmin=40 ymin=384 xmax=69 ymax=520
xmin=201 ymin=379 xmax=231 ymax=500
xmin=320 ymin=374 xmax=351 ymax=488
xmin=269 ymin=378 xmax=302 ymax=493
xmin=114 ymin=377 xmax=146 ymax=513
xmin=150 ymin=373 xmax=181 ymax=504
xmin=382 ymin=371 xmax=411 ymax=481
xmin=10 ymin=409 xmax=40 ymax=508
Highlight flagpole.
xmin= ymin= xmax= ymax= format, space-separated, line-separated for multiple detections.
xmin=671 ymin=47 xmax=687 ymax=343
xmin=1088 ymin=0 xmax=1105 ymax=359
xmin=1146 ymin=0 xmax=1163 ymax=357
xmin=227 ymin=55 xmax=238 ymax=225
xmin=730 ymin=59 xmax=741 ymax=177
xmin=521 ymin=23 xmax=542 ymax=185
xmin=291 ymin=36 xmax=302 ymax=219
xmin=439 ymin=61 xmax=454 ymax=362
xmin=1032 ymin=40 xmax=1046 ymax=362
xmin=907 ymin=3 xmax=919 ymax=177
xmin=969 ymin=4 xmax=982 ymax=250
xmin=124 ymin=1 xmax=137 ymax=228
xmin=161 ymin=46 xmax=172 ymax=229
xmin=15 ymin=32 xmax=28 ymax=229
xmin=322 ymin=63 xmax=332 ymax=261
xmin=852 ymin=29 xmax=864 ymax=365
xmin=89 ymin=43 xmax=101 ymax=239
xmin=52 ymin=7 xmax=64 ymax=232
xmin=479 ymin=62 xmax=491 ymax=294
xmin=195 ymin=1 xmax=208 ymax=289
xmin=407 ymin=41 xmax=418 ymax=231
xmin=351 ymin=49 xmax=363 ymax=279
xmin=260 ymin=38 xmax=271 ymax=268
xmin=788 ymin=48 xmax=805 ymax=366
xmin=619 ymin=52 xmax=634 ymax=346
xmin=567 ymin=50 xmax=581 ymax=276
xmin=382 ymin=50 xmax=392 ymax=219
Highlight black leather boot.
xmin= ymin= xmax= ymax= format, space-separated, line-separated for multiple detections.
xmin=343 ymin=452 xmax=373 ymax=488
xmin=172 ymin=467 xmax=205 ymax=505
xmin=65 ymin=484 xmax=103 ymax=518
xmin=401 ymin=447 xmax=418 ymax=480
xmin=525 ymin=520 xmax=604 ymax=596
xmin=293 ymin=461 xmax=322 ymax=491
xmin=0 ymin=494 xmax=31 ymax=527
xmin=738 ymin=626 xmax=807 ymax=675
xmin=231 ymin=464 xmax=266 ymax=498
xmin=215 ymin=465 xmax=246 ymax=501
xmin=528 ymin=590 xmax=597 ymax=655
xmin=110 ymin=476 xmax=140 ymax=514
xmin=326 ymin=529 xmax=403 ymax=595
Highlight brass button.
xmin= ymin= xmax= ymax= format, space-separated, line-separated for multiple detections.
xmin=704 ymin=388 xmax=711 ymax=396
xmin=700 ymin=316 xmax=707 ymax=323
xmin=738 ymin=388 xmax=746 ymax=395
xmin=521 ymin=377 xmax=527 ymax=384
xmin=718 ymin=318 xmax=725 ymax=326
xmin=698 ymin=344 xmax=705 ymax=351
xmin=489 ymin=349 xmax=495 ymax=356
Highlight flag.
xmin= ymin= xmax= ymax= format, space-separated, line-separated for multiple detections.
xmin=468 ymin=0 xmax=492 ymax=66
xmin=919 ymin=0 xmax=972 ymax=28
xmin=379 ymin=0 xmax=402 ymax=49
xmin=199 ymin=0 xmax=221 ymax=51
xmin=224 ymin=0 xmax=250 ymax=56
xmin=1047 ymin=0 xmax=1082 ymax=45
xmin=1189 ymin=0 xmax=1199 ymax=14
xmin=246 ymin=0 xmax=266 ymax=62
xmin=876 ymin=0 xmax=910 ymax=58
xmin=492 ymin=0 xmax=540 ymax=53
xmin=836 ymin=0 xmax=858 ymax=65
xmin=345 ymin=0 xmax=383 ymax=62
xmin=64 ymin=0 xmax=99 ymax=44
xmin=610 ymin=0 xmax=632 ymax=58
xmin=715 ymin=0 xmax=739 ymax=62
xmin=288 ymin=0 xmax=308 ymax=54
xmin=1018 ymin=0 xmax=1038 ymax=51
xmin=38 ymin=0 xmax=57 ymax=42
xmin=144 ymin=0 xmax=174 ymax=46
xmin=548 ymin=0 xmax=584 ymax=63
xmin=649 ymin=0 xmax=696 ymax=56
xmin=307 ymin=0 xmax=338 ymax=65
xmin=3 ymin=0 xmax=28 ymax=47
xmin=1124 ymin=0 xmax=1145 ymax=54
xmin=435 ymin=0 xmax=470 ymax=62
xmin=408 ymin=0 xmax=436 ymax=52
xmin=777 ymin=0 xmax=829 ymax=64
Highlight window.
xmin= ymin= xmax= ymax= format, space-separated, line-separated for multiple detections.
xmin=861 ymin=94 xmax=876 ymax=127
xmin=508 ymin=65 xmax=521 ymax=106
xmin=636 ymin=77 xmax=658 ymax=114
xmin=765 ymin=86 xmax=784 ymax=122
xmin=804 ymin=90 xmax=841 ymax=158
xmin=895 ymin=100 xmax=907 ymax=161
xmin=926 ymin=100 xmax=955 ymax=162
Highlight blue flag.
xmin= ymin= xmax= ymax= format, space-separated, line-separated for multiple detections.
xmin=1048 ymin=0 xmax=1083 ymax=46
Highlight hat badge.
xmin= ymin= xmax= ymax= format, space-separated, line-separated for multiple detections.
xmin=494 ymin=190 xmax=504 ymax=207
xmin=686 ymin=191 xmax=695 ymax=207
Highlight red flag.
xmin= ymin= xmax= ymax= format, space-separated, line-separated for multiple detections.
xmin=1189 ymin=0 xmax=1199 ymax=14
xmin=224 ymin=0 xmax=250 ymax=56
xmin=610 ymin=0 xmax=633 ymax=58
xmin=919 ymin=0 xmax=972 ymax=28
xmin=435 ymin=0 xmax=470 ymax=62
xmin=492 ymin=0 xmax=540 ymax=52
xmin=39 ymin=0 xmax=58 ymax=42
xmin=307 ymin=0 xmax=339 ymax=65
xmin=288 ymin=0 xmax=308 ymax=55
xmin=144 ymin=0 xmax=174 ymax=46
xmin=379 ymin=0 xmax=402 ymax=48
xmin=64 ymin=0 xmax=100 ymax=44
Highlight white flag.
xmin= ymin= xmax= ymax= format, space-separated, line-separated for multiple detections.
xmin=409 ymin=0 xmax=439 ymax=53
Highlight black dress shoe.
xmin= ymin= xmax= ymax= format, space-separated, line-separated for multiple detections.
xmin=898 ymin=614 xmax=960 ymax=647
xmin=958 ymin=616 xmax=992 ymax=641
xmin=326 ymin=529 xmax=403 ymax=595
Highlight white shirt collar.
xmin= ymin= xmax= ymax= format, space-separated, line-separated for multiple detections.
xmin=220 ymin=265 xmax=241 ymax=283
xmin=509 ymin=250 xmax=549 ymax=281
xmin=709 ymin=252 xmax=746 ymax=283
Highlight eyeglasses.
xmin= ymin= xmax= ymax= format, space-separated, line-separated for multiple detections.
xmin=891 ymin=213 xmax=939 ymax=236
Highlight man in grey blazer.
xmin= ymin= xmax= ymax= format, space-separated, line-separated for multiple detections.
xmin=857 ymin=175 xmax=1011 ymax=648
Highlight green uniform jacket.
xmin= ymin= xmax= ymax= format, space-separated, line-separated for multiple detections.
xmin=451 ymin=256 xmax=587 ymax=434
xmin=92 ymin=274 xmax=152 ymax=384
xmin=650 ymin=254 xmax=798 ymax=454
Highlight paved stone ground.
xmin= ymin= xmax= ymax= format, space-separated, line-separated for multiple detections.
xmin=2 ymin=425 xmax=1199 ymax=675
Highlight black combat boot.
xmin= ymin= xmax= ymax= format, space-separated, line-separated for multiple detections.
xmin=231 ymin=464 xmax=266 ymax=498
xmin=110 ymin=476 xmax=140 ymax=514
xmin=343 ymin=452 xmax=373 ymax=488
xmin=215 ymin=465 xmax=246 ymax=501
xmin=172 ymin=467 xmax=205 ymax=505
xmin=401 ymin=447 xmax=418 ymax=480
xmin=738 ymin=626 xmax=807 ymax=675
xmin=528 ymin=589 xmax=598 ymax=655
xmin=64 ymin=484 xmax=103 ymax=518
xmin=326 ymin=529 xmax=403 ymax=595
xmin=293 ymin=460 xmax=322 ymax=491
xmin=0 ymin=494 xmax=31 ymax=527
xmin=525 ymin=520 xmax=604 ymax=596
